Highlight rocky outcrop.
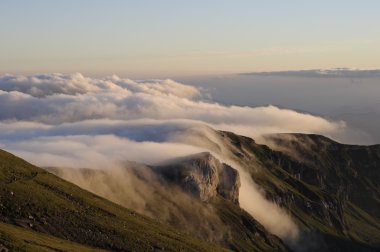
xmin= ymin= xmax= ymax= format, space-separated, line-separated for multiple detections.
xmin=155 ymin=152 xmax=240 ymax=204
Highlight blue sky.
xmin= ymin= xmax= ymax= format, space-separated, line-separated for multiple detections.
xmin=1 ymin=0 xmax=379 ymax=77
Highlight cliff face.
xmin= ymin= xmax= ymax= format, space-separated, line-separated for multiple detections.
xmin=261 ymin=133 xmax=380 ymax=221
xmin=155 ymin=152 xmax=240 ymax=204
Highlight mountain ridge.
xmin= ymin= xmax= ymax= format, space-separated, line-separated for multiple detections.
xmin=1 ymin=129 xmax=380 ymax=251
xmin=218 ymin=131 xmax=380 ymax=251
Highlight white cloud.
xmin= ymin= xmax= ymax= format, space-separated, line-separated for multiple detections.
xmin=0 ymin=73 xmax=356 ymax=167
xmin=3 ymin=134 xmax=205 ymax=168
xmin=0 ymin=73 xmax=355 ymax=243
xmin=0 ymin=73 xmax=347 ymax=140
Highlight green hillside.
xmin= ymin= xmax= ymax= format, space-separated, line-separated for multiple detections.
xmin=0 ymin=149 xmax=227 ymax=252
xmin=0 ymin=222 xmax=106 ymax=252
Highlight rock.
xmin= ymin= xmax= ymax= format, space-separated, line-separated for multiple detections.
xmin=216 ymin=163 xmax=240 ymax=204
xmin=156 ymin=152 xmax=240 ymax=204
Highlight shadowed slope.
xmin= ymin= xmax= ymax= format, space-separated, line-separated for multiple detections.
xmin=218 ymin=131 xmax=380 ymax=251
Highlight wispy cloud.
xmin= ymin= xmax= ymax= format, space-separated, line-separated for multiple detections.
xmin=241 ymin=68 xmax=380 ymax=78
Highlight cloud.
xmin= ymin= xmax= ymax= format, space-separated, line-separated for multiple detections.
xmin=0 ymin=73 xmax=347 ymax=141
xmin=0 ymin=73 xmax=199 ymax=98
xmin=241 ymin=68 xmax=380 ymax=78
xmin=0 ymin=73 xmax=356 ymax=244
xmin=0 ymin=73 xmax=101 ymax=97
xmin=1 ymin=133 xmax=207 ymax=167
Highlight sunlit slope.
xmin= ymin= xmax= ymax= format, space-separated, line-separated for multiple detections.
xmin=0 ymin=149 xmax=226 ymax=252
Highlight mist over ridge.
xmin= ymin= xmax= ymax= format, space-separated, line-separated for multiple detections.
xmin=2 ymin=1 xmax=380 ymax=250
xmin=0 ymin=72 xmax=366 ymax=171
xmin=1 ymin=72 xmax=379 ymax=250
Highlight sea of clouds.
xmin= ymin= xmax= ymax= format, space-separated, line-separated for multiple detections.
xmin=0 ymin=72 xmax=362 ymax=245
xmin=0 ymin=72 xmax=353 ymax=167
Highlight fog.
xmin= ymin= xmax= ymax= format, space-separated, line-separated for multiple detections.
xmin=49 ymin=163 xmax=230 ymax=243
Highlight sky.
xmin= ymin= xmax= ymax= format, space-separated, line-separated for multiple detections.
xmin=180 ymin=72 xmax=380 ymax=144
xmin=1 ymin=0 xmax=380 ymax=77
xmin=0 ymin=2 xmax=379 ymax=244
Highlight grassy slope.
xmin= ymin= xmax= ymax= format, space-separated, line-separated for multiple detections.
xmin=0 ymin=222 xmax=106 ymax=252
xmin=0 ymin=149 xmax=227 ymax=252
xmin=212 ymin=197 xmax=289 ymax=252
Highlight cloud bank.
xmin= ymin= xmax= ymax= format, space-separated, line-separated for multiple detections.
xmin=0 ymin=73 xmax=355 ymax=244
xmin=241 ymin=68 xmax=380 ymax=78
xmin=0 ymin=73 xmax=346 ymax=136
xmin=0 ymin=72 xmax=353 ymax=167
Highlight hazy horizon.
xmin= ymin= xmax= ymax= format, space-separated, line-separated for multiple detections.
xmin=1 ymin=1 xmax=380 ymax=77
